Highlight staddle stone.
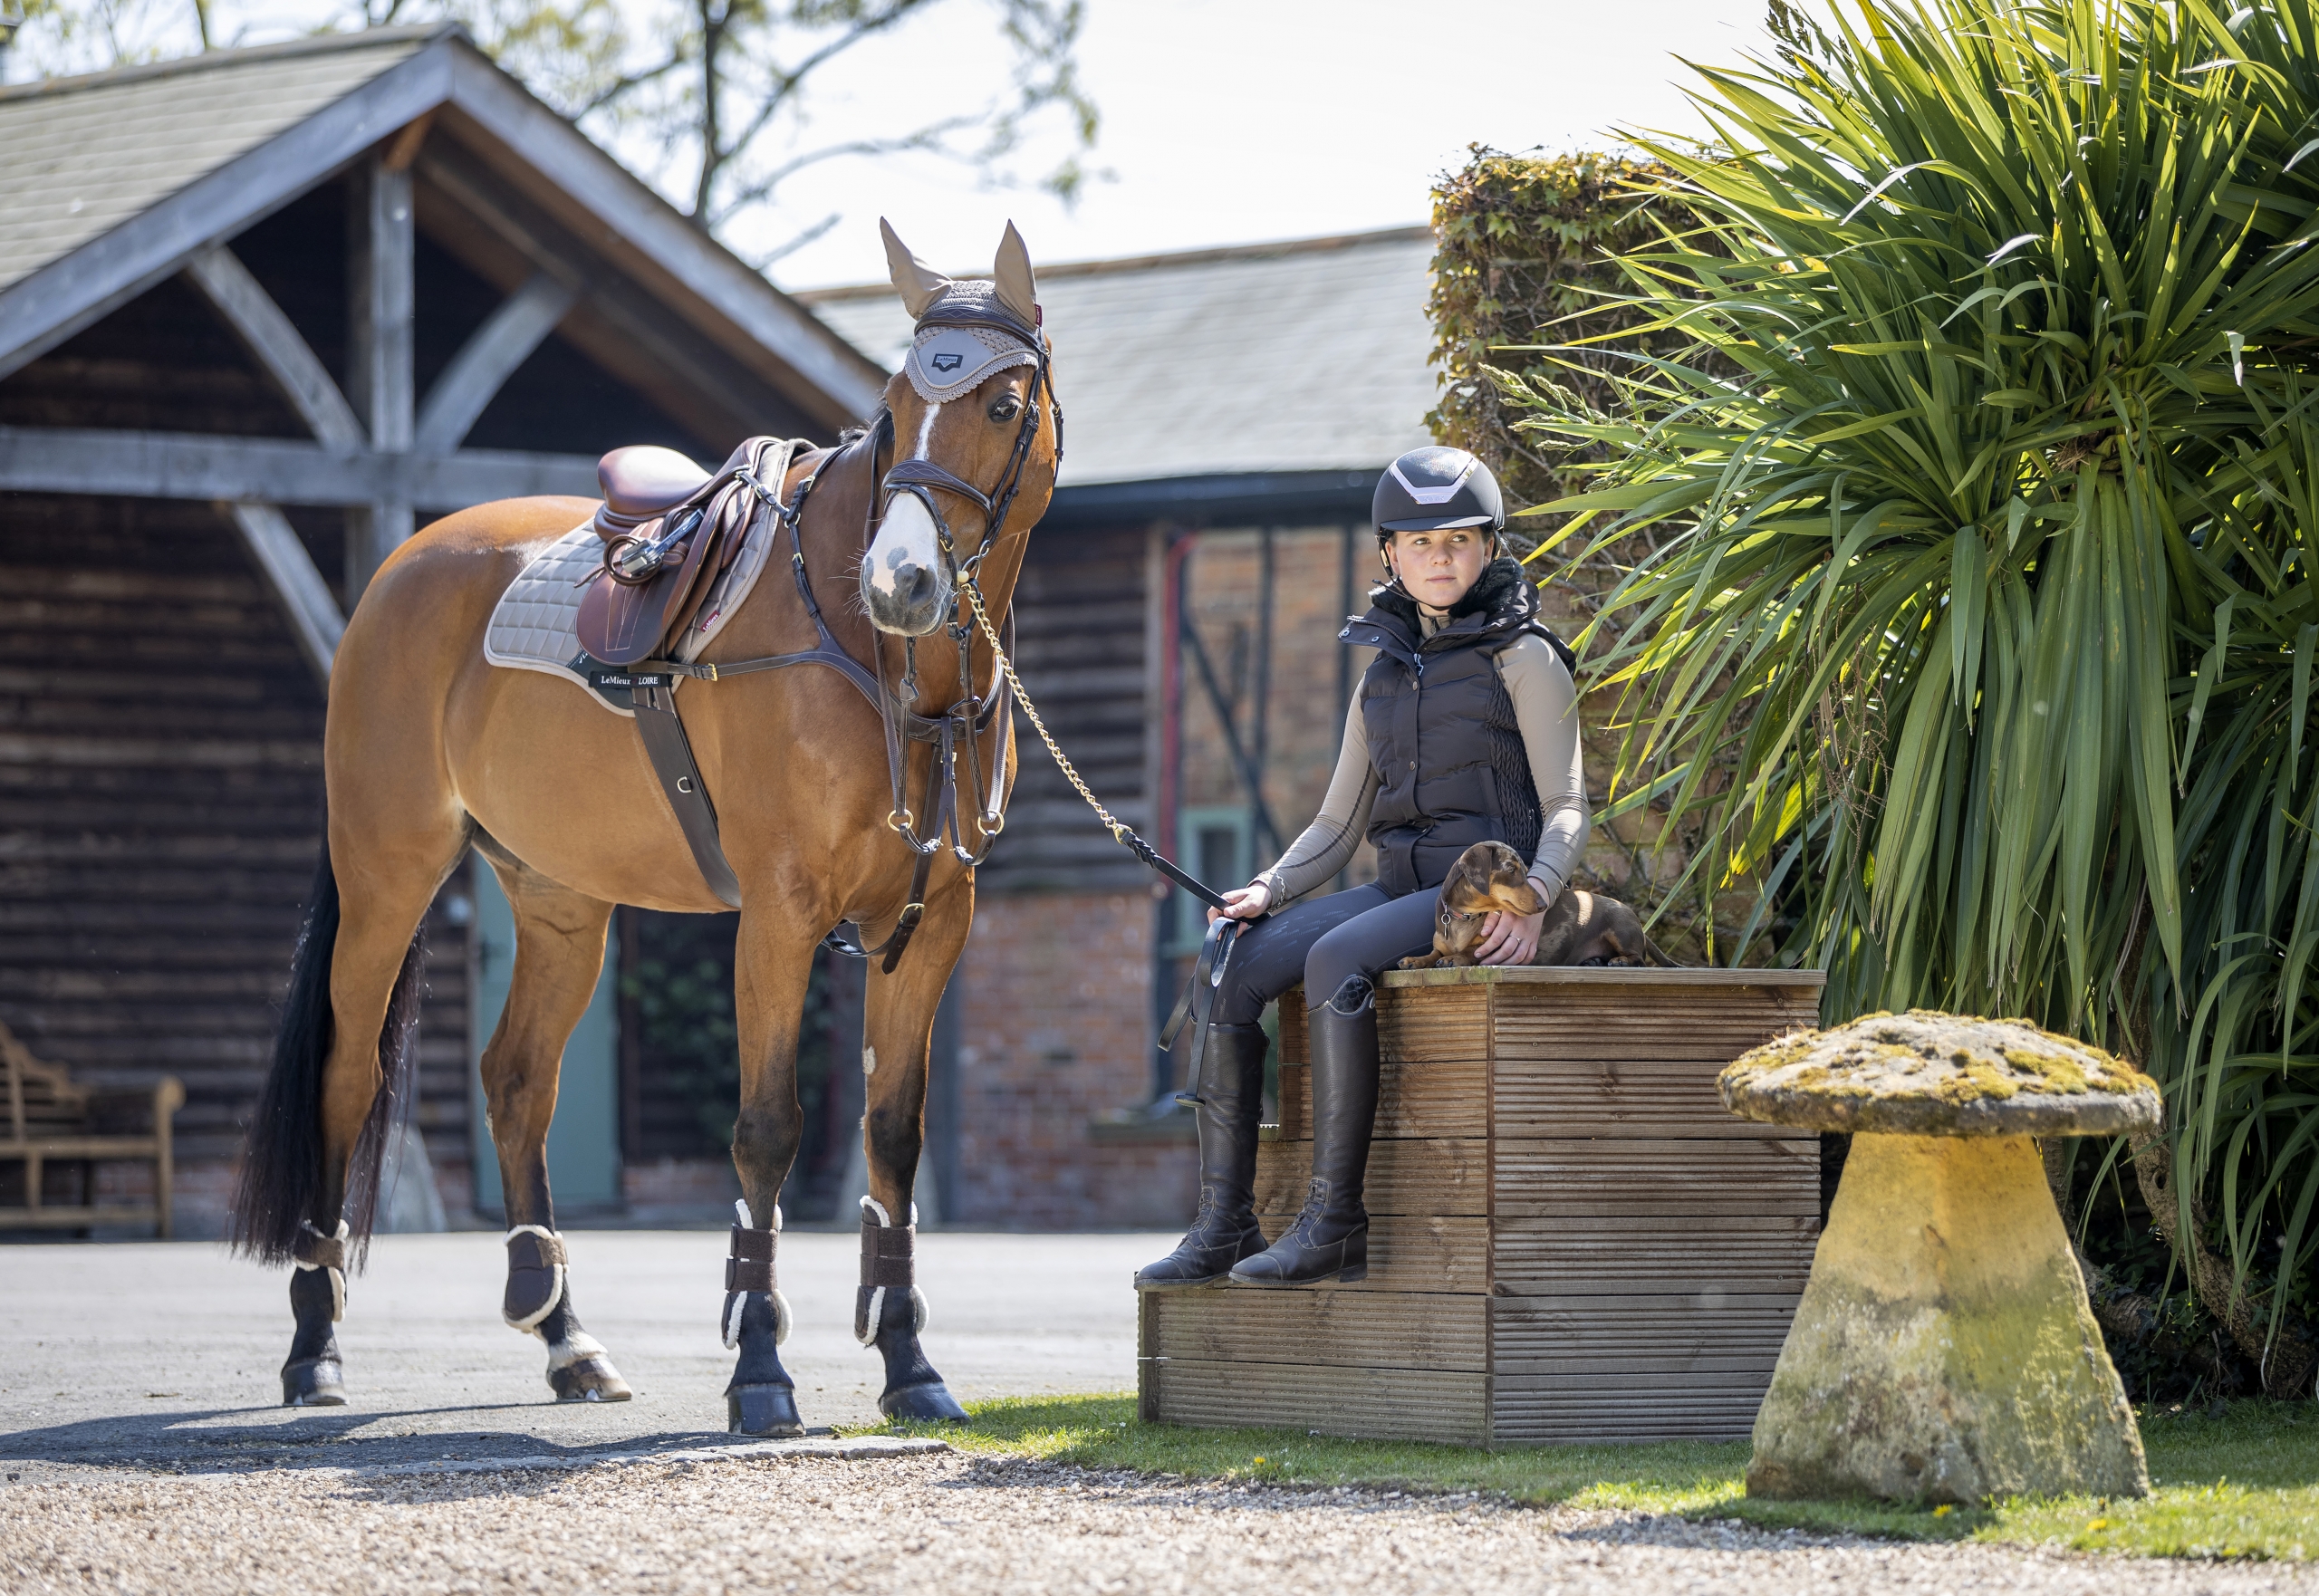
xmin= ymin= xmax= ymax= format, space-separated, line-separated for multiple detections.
xmin=1721 ymin=1011 xmax=2158 ymax=1505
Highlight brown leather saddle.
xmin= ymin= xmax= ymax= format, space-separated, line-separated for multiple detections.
xmin=578 ymin=441 xmax=791 ymax=667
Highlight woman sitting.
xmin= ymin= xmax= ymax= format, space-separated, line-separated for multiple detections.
xmin=1137 ymin=446 xmax=1589 ymax=1290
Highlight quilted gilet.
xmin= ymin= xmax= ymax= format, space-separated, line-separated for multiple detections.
xmin=1341 ymin=559 xmax=1573 ymax=898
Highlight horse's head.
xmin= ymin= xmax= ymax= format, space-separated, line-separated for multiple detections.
xmin=861 ymin=219 xmax=1061 ymax=636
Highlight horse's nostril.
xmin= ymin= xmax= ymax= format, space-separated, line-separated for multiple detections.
xmin=905 ymin=565 xmax=938 ymax=604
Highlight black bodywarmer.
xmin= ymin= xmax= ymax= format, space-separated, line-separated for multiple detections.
xmin=1342 ymin=558 xmax=1576 ymax=899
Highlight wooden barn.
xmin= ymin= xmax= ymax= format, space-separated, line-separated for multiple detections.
xmin=803 ymin=227 xmax=1441 ymax=1227
xmin=0 ymin=25 xmax=883 ymax=1235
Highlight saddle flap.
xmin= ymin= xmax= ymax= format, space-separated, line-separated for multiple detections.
xmin=576 ymin=529 xmax=717 ymax=666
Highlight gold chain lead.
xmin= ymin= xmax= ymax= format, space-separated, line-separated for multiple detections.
xmin=962 ymin=576 xmax=1133 ymax=846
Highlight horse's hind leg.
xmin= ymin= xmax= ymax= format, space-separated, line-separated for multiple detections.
xmin=478 ymin=858 xmax=631 ymax=1402
xmin=272 ymin=825 xmax=465 ymax=1406
xmin=856 ymin=883 xmax=973 ymax=1423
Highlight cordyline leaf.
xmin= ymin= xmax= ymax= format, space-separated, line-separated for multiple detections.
xmin=1494 ymin=0 xmax=2319 ymax=1338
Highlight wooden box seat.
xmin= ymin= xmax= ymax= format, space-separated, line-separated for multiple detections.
xmin=1137 ymin=966 xmax=1826 ymax=1447
xmin=0 ymin=1021 xmax=183 ymax=1237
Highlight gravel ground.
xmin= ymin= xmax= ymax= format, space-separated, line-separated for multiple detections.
xmin=4 ymin=1450 xmax=2311 ymax=1596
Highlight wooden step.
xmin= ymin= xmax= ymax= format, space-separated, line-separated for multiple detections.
xmin=1143 ymin=966 xmax=1829 ymax=1447
xmin=1140 ymin=1357 xmax=1489 ymax=1447
xmin=1142 ymin=1287 xmax=1487 ymax=1372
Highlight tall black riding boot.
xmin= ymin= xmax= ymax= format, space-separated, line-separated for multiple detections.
xmin=1134 ymin=1022 xmax=1271 ymax=1288
xmin=1229 ymin=977 xmax=1378 ymax=1286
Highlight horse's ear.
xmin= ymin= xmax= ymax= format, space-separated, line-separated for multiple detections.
xmin=993 ymin=220 xmax=1039 ymax=329
xmin=881 ymin=217 xmax=952 ymax=320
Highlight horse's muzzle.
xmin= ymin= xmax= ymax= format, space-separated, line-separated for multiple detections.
xmin=861 ymin=553 xmax=952 ymax=636
xmin=862 ymin=492 xmax=956 ymax=636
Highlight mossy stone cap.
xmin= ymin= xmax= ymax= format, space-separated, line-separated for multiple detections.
xmin=1719 ymin=1010 xmax=2160 ymax=1137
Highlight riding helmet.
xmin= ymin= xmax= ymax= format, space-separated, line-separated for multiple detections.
xmin=1372 ymin=446 xmax=1505 ymax=536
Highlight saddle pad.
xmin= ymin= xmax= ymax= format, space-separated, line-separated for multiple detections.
xmin=483 ymin=510 xmax=776 ymax=716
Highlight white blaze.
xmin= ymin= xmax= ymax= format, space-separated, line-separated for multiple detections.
xmin=862 ymin=399 xmax=944 ymax=614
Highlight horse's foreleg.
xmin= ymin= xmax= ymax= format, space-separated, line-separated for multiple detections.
xmin=479 ymin=862 xmax=631 ymax=1402
xmin=722 ymin=903 xmax=823 ymax=1436
xmin=856 ymin=882 xmax=973 ymax=1423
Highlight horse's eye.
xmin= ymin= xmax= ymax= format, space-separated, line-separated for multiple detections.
xmin=988 ymin=395 xmax=1022 ymax=422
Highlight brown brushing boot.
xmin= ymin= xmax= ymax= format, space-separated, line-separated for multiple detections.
xmin=1134 ymin=1022 xmax=1271 ymax=1288
xmin=1229 ymin=977 xmax=1376 ymax=1286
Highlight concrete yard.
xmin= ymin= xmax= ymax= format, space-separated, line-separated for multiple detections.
xmin=0 ymin=1229 xmax=1162 ymax=1473
xmin=5 ymin=1232 xmax=2312 ymax=1595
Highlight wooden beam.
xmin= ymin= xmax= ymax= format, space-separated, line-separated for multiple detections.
xmin=0 ymin=426 xmax=599 ymax=507
xmin=440 ymin=49 xmax=887 ymax=423
xmin=413 ymin=272 xmax=576 ymax=451
xmin=351 ymin=159 xmax=418 ymax=455
xmin=223 ymin=503 xmax=345 ymax=684
xmin=414 ymin=146 xmax=800 ymax=443
xmin=0 ymin=43 xmax=454 ymax=382
xmin=348 ymin=152 xmax=419 ymax=604
xmin=182 ymin=246 xmax=364 ymax=455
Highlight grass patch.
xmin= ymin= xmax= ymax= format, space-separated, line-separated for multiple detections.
xmin=850 ymin=1394 xmax=2317 ymax=1560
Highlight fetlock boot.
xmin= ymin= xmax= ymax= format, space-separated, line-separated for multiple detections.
xmin=1230 ymin=977 xmax=1378 ymax=1286
xmin=1134 ymin=1022 xmax=1271 ymax=1289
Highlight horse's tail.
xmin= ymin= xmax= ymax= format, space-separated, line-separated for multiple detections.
xmin=229 ymin=835 xmax=428 ymax=1268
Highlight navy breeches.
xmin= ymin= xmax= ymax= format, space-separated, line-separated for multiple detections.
xmin=1211 ymin=884 xmax=1439 ymax=1025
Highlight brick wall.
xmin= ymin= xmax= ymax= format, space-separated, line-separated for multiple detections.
xmin=953 ymin=889 xmax=1195 ymax=1228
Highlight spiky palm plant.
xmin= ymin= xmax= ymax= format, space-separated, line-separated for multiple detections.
xmin=1510 ymin=0 xmax=2319 ymax=1389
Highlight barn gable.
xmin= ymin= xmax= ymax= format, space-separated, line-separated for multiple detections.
xmin=0 ymin=28 xmax=883 ymax=1235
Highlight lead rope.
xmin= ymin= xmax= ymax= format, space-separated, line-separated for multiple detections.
xmin=961 ymin=569 xmax=1241 ymax=1113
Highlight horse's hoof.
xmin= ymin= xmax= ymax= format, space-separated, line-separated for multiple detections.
xmin=879 ymin=1381 xmax=967 ymax=1422
xmin=549 ymin=1356 xmax=632 ymax=1403
xmin=281 ymin=1357 xmax=346 ymax=1408
xmin=727 ymin=1383 xmax=803 ymax=1437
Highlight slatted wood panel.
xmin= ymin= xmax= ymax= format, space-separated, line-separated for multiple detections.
xmin=1141 ymin=966 xmax=1828 ymax=1446
xmin=1242 ymin=1214 xmax=1487 ymax=1293
xmin=1254 ymin=1136 xmax=1487 ymax=1216
xmin=976 ymin=529 xmax=1152 ymax=895
xmin=1490 ymin=1293 xmax=1801 ymax=1374
xmin=0 ymin=495 xmax=471 ymax=1198
xmin=1139 ymin=1357 xmax=1491 ymax=1447
xmin=1145 ymin=1287 xmax=1486 ymax=1371
xmin=1275 ymin=1058 xmax=1486 ymax=1141
xmin=1493 ymin=1138 xmax=1818 ymax=1216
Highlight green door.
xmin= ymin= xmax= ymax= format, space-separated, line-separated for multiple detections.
xmin=468 ymin=860 xmax=623 ymax=1216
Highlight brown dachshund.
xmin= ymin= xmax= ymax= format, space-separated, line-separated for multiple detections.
xmin=1400 ymin=841 xmax=1675 ymax=969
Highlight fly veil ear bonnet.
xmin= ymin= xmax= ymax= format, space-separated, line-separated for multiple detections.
xmin=880 ymin=218 xmax=1050 ymax=407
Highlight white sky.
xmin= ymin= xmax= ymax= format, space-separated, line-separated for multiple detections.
xmin=753 ymin=0 xmax=1784 ymax=287
xmin=7 ymin=0 xmax=1796 ymax=287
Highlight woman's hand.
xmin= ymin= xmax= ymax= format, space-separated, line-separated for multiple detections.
xmin=1208 ymin=880 xmax=1273 ymax=923
xmin=1476 ymin=878 xmax=1553 ymax=966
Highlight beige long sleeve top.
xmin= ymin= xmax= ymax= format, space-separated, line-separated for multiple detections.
xmin=1256 ymin=630 xmax=1590 ymax=907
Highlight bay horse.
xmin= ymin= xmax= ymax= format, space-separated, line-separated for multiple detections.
xmin=228 ymin=222 xmax=1058 ymax=1435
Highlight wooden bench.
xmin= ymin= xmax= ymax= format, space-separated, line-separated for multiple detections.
xmin=1137 ymin=965 xmax=1826 ymax=1447
xmin=0 ymin=1022 xmax=184 ymax=1238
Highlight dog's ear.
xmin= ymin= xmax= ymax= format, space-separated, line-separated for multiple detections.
xmin=1487 ymin=879 xmax=1551 ymax=918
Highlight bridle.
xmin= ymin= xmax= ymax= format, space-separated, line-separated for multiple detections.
xmin=759 ymin=300 xmax=1063 ymax=970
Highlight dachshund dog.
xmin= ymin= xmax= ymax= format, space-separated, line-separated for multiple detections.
xmin=1400 ymin=841 xmax=1676 ymax=969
